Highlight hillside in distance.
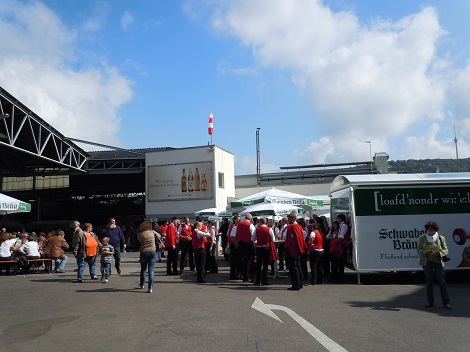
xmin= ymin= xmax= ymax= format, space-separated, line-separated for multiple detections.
xmin=388 ymin=158 xmax=470 ymax=174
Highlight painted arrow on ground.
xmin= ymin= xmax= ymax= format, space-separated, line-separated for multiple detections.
xmin=251 ymin=297 xmax=348 ymax=352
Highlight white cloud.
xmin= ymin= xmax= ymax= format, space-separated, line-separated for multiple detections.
xmin=82 ymin=2 xmax=111 ymax=32
xmin=121 ymin=10 xmax=134 ymax=30
xmin=209 ymin=0 xmax=467 ymax=163
xmin=402 ymin=123 xmax=468 ymax=159
xmin=0 ymin=0 xmax=132 ymax=149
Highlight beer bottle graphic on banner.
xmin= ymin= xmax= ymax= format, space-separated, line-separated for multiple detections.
xmin=195 ymin=167 xmax=200 ymax=191
xmin=188 ymin=168 xmax=194 ymax=192
xmin=181 ymin=168 xmax=187 ymax=192
xmin=201 ymin=173 xmax=207 ymax=191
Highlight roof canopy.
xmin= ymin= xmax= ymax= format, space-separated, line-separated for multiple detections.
xmin=330 ymin=172 xmax=470 ymax=194
xmin=194 ymin=207 xmax=232 ymax=219
xmin=239 ymin=202 xmax=305 ymax=217
xmin=230 ymin=188 xmax=327 ymax=211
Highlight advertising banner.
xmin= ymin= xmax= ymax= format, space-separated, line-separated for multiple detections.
xmin=352 ymin=187 xmax=470 ymax=271
xmin=148 ymin=162 xmax=213 ymax=201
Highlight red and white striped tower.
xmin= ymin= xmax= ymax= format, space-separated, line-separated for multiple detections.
xmin=208 ymin=112 xmax=213 ymax=145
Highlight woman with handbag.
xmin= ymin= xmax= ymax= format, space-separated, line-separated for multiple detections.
xmin=417 ymin=221 xmax=451 ymax=309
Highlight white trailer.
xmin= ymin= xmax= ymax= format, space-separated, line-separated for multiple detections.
xmin=329 ymin=173 xmax=470 ymax=283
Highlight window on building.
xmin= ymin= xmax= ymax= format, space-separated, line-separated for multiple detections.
xmin=2 ymin=174 xmax=69 ymax=191
xmin=218 ymin=172 xmax=224 ymax=189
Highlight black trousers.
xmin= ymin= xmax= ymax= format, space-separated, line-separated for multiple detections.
xmin=277 ymin=243 xmax=285 ymax=270
xmin=300 ymin=252 xmax=308 ymax=281
xmin=166 ymin=247 xmax=178 ymax=274
xmin=229 ymin=244 xmax=240 ymax=279
xmin=286 ymin=252 xmax=303 ymax=289
xmin=179 ymin=241 xmax=195 ymax=271
xmin=238 ymin=241 xmax=254 ymax=281
xmin=221 ymin=235 xmax=229 ymax=260
xmin=309 ymin=250 xmax=324 ymax=284
xmin=331 ymin=254 xmax=345 ymax=282
xmin=194 ymin=248 xmax=206 ymax=283
xmin=113 ymin=247 xmax=121 ymax=272
xmin=255 ymin=246 xmax=269 ymax=285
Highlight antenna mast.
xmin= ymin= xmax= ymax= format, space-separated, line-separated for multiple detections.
xmin=454 ymin=126 xmax=459 ymax=160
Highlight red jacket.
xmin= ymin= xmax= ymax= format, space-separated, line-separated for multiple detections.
xmin=285 ymin=223 xmax=306 ymax=257
xmin=165 ymin=223 xmax=177 ymax=247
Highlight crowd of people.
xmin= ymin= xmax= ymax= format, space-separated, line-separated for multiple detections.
xmin=1 ymin=215 xmax=452 ymax=306
xmin=0 ymin=217 xmax=126 ymax=279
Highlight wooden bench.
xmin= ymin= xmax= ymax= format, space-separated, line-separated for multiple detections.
xmin=0 ymin=258 xmax=53 ymax=275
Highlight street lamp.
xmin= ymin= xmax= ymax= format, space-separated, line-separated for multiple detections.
xmin=360 ymin=140 xmax=373 ymax=173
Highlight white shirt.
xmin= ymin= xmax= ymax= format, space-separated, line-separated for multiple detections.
xmin=229 ymin=225 xmax=237 ymax=238
xmin=209 ymin=228 xmax=216 ymax=242
xmin=196 ymin=230 xmax=211 ymax=239
xmin=0 ymin=238 xmax=16 ymax=257
xmin=338 ymin=222 xmax=348 ymax=240
xmin=280 ymin=224 xmax=288 ymax=240
xmin=20 ymin=241 xmax=40 ymax=257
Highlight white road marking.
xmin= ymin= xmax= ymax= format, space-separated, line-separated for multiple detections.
xmin=251 ymin=297 xmax=348 ymax=352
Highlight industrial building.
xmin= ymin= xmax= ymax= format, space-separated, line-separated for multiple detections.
xmin=0 ymin=86 xmax=388 ymax=233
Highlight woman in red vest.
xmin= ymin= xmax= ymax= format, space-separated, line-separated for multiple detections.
xmin=191 ymin=221 xmax=211 ymax=283
xmin=307 ymin=218 xmax=324 ymax=285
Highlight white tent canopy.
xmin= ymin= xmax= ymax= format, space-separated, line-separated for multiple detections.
xmin=239 ymin=202 xmax=305 ymax=217
xmin=230 ymin=188 xmax=328 ymax=212
xmin=194 ymin=207 xmax=232 ymax=219
xmin=0 ymin=193 xmax=31 ymax=215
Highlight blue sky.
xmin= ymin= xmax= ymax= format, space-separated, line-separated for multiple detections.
xmin=1 ymin=0 xmax=470 ymax=174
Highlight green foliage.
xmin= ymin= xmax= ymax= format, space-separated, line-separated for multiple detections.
xmin=388 ymin=158 xmax=470 ymax=174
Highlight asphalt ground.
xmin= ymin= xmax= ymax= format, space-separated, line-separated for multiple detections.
xmin=0 ymin=252 xmax=469 ymax=352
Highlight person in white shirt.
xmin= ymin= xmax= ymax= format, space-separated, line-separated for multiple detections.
xmin=20 ymin=233 xmax=40 ymax=259
xmin=228 ymin=215 xmax=241 ymax=280
xmin=278 ymin=217 xmax=288 ymax=270
xmin=205 ymin=220 xmax=218 ymax=273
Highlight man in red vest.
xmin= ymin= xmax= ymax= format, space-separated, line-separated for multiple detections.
xmin=177 ymin=216 xmax=194 ymax=274
xmin=285 ymin=213 xmax=307 ymax=290
xmin=235 ymin=213 xmax=256 ymax=282
xmin=254 ymin=217 xmax=275 ymax=286
xmin=165 ymin=217 xmax=179 ymax=275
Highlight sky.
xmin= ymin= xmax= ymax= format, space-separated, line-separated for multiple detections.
xmin=1 ymin=0 xmax=470 ymax=175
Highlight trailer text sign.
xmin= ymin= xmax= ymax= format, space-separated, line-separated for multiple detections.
xmin=355 ymin=187 xmax=470 ymax=216
xmin=352 ymin=187 xmax=470 ymax=270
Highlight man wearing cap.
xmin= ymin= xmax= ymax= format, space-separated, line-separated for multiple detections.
xmin=285 ymin=213 xmax=307 ymax=290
